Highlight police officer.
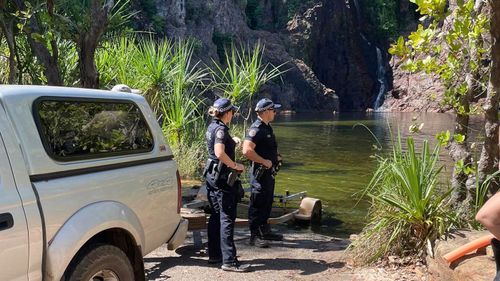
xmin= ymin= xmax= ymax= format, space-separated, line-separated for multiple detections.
xmin=204 ymin=98 xmax=249 ymax=272
xmin=243 ymin=98 xmax=283 ymax=247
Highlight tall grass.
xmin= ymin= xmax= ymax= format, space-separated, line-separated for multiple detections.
xmin=57 ymin=39 xmax=79 ymax=86
xmin=96 ymin=37 xmax=209 ymax=177
xmin=159 ymin=41 xmax=209 ymax=145
xmin=211 ymin=42 xmax=286 ymax=122
xmin=96 ymin=36 xmax=139 ymax=88
xmin=349 ymin=135 xmax=455 ymax=264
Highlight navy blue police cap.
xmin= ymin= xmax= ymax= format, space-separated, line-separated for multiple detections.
xmin=213 ymin=98 xmax=239 ymax=113
xmin=255 ymin=98 xmax=282 ymax=112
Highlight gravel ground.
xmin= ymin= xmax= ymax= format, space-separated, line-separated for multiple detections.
xmin=144 ymin=228 xmax=427 ymax=281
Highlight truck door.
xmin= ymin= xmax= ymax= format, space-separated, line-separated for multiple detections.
xmin=0 ymin=126 xmax=29 ymax=280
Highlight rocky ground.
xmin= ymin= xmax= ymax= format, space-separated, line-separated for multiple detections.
xmin=427 ymin=230 xmax=497 ymax=281
xmin=144 ymin=227 xmax=428 ymax=281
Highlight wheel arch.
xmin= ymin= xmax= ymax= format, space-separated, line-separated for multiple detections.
xmin=44 ymin=201 xmax=145 ymax=281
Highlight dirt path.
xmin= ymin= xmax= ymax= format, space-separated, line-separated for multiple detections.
xmin=145 ymin=228 xmax=427 ymax=281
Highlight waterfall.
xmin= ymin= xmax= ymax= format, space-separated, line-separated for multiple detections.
xmin=352 ymin=0 xmax=362 ymax=22
xmin=350 ymin=0 xmax=387 ymax=110
xmin=373 ymin=47 xmax=387 ymax=110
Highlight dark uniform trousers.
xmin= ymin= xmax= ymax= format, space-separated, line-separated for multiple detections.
xmin=248 ymin=169 xmax=275 ymax=234
xmin=207 ymin=179 xmax=238 ymax=264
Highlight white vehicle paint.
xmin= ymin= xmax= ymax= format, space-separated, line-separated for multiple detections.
xmin=0 ymin=85 xmax=187 ymax=281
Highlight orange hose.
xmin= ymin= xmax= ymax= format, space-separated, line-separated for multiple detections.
xmin=442 ymin=234 xmax=495 ymax=263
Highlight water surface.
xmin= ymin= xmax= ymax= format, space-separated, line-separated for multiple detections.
xmin=272 ymin=112 xmax=483 ymax=237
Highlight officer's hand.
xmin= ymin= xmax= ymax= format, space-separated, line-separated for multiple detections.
xmin=262 ymin=159 xmax=273 ymax=169
xmin=232 ymin=136 xmax=242 ymax=148
xmin=234 ymin=163 xmax=245 ymax=173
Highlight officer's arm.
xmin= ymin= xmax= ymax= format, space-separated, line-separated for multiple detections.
xmin=243 ymin=140 xmax=272 ymax=168
xmin=214 ymin=143 xmax=239 ymax=170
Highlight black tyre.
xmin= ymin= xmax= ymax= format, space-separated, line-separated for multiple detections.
xmin=65 ymin=244 xmax=135 ymax=281
xmin=310 ymin=200 xmax=322 ymax=225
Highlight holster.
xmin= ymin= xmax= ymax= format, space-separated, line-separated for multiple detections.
xmin=236 ymin=179 xmax=245 ymax=202
xmin=271 ymin=159 xmax=283 ymax=177
xmin=227 ymin=170 xmax=239 ymax=187
xmin=252 ymin=163 xmax=265 ymax=180
xmin=203 ymin=158 xmax=224 ymax=183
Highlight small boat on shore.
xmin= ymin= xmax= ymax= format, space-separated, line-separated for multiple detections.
xmin=180 ymin=185 xmax=322 ymax=247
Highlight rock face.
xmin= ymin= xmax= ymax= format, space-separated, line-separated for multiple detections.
xmin=133 ymin=0 xmax=453 ymax=112
xmin=380 ymin=57 xmax=448 ymax=112
xmin=427 ymin=230 xmax=496 ymax=281
xmin=149 ymin=0 xmax=338 ymax=112
xmin=287 ymin=1 xmax=377 ymax=111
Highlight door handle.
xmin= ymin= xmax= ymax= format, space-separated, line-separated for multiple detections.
xmin=0 ymin=213 xmax=14 ymax=231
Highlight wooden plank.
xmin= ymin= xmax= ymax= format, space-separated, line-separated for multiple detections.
xmin=269 ymin=210 xmax=299 ymax=224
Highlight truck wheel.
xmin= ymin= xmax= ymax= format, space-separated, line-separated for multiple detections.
xmin=65 ymin=244 xmax=135 ymax=281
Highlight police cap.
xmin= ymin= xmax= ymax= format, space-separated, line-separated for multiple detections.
xmin=212 ymin=98 xmax=239 ymax=113
xmin=255 ymin=98 xmax=282 ymax=112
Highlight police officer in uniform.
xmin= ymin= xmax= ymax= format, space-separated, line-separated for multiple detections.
xmin=243 ymin=98 xmax=283 ymax=247
xmin=204 ymin=98 xmax=249 ymax=272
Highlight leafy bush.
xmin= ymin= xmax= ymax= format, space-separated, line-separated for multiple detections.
xmin=212 ymin=31 xmax=234 ymax=63
xmin=0 ymin=37 xmax=9 ymax=84
xmin=360 ymin=0 xmax=399 ymax=40
xmin=170 ymin=138 xmax=206 ymax=180
xmin=245 ymin=0 xmax=263 ymax=29
xmin=185 ymin=1 xmax=214 ymax=25
xmin=245 ymin=0 xmax=313 ymax=30
xmin=349 ymin=136 xmax=455 ymax=264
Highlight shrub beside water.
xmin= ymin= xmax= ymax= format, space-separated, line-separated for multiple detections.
xmin=348 ymin=136 xmax=456 ymax=264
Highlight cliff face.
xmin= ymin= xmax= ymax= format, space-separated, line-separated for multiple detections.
xmin=132 ymin=0 xmax=449 ymax=112
xmin=287 ymin=1 xmax=377 ymax=111
xmin=141 ymin=0 xmax=339 ymax=112
xmin=380 ymin=1 xmax=445 ymax=113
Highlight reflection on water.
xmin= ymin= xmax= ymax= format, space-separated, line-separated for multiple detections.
xmin=273 ymin=112 xmax=483 ymax=237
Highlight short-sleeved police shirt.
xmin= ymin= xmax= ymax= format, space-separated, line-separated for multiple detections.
xmin=245 ymin=118 xmax=278 ymax=163
xmin=206 ymin=118 xmax=236 ymax=161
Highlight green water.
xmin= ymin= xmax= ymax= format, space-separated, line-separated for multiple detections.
xmin=272 ymin=112 xmax=481 ymax=238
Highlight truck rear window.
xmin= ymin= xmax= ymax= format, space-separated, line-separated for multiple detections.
xmin=34 ymin=98 xmax=154 ymax=161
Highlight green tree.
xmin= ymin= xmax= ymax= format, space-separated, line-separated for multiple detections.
xmin=0 ymin=0 xmax=18 ymax=83
xmin=389 ymin=0 xmax=489 ymax=213
xmin=10 ymin=0 xmax=62 ymax=85
xmin=51 ymin=0 xmax=133 ymax=88
xmin=480 ymin=0 xmax=500 ymax=195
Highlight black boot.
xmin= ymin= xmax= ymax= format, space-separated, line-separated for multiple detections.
xmin=249 ymin=230 xmax=269 ymax=248
xmin=260 ymin=224 xmax=283 ymax=241
xmin=491 ymin=238 xmax=500 ymax=281
xmin=221 ymin=259 xmax=251 ymax=272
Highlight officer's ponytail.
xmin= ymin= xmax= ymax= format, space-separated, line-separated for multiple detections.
xmin=208 ymin=106 xmax=221 ymax=118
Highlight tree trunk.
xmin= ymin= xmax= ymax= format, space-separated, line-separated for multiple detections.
xmin=78 ymin=0 xmax=113 ymax=88
xmin=12 ymin=0 xmax=62 ymax=85
xmin=79 ymin=36 xmax=100 ymax=88
xmin=480 ymin=0 xmax=500 ymax=194
xmin=450 ymin=110 xmax=473 ymax=206
xmin=0 ymin=19 xmax=16 ymax=83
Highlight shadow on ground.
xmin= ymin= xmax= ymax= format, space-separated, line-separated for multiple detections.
xmin=145 ymin=254 xmax=344 ymax=278
xmin=145 ymin=231 xmax=349 ymax=280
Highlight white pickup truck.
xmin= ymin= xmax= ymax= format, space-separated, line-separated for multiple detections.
xmin=0 ymin=85 xmax=188 ymax=281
